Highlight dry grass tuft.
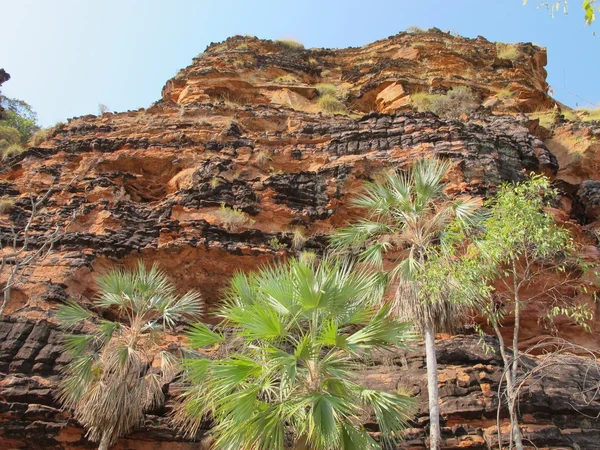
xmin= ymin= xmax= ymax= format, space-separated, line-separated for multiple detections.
xmin=316 ymin=84 xmax=337 ymax=96
xmin=2 ymin=143 xmax=25 ymax=160
xmin=0 ymin=197 xmax=15 ymax=213
xmin=274 ymin=74 xmax=298 ymax=84
xmin=214 ymin=203 xmax=254 ymax=232
xmin=496 ymin=43 xmax=520 ymax=61
xmin=496 ymin=88 xmax=515 ymax=100
xmin=317 ymin=94 xmax=346 ymax=114
xmin=275 ymin=39 xmax=304 ymax=50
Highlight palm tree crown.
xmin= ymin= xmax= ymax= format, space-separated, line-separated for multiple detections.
xmin=56 ymin=262 xmax=203 ymax=449
xmin=175 ymin=257 xmax=415 ymax=450
xmin=330 ymin=158 xmax=481 ymax=333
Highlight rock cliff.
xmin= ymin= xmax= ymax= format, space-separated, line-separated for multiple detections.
xmin=1 ymin=30 xmax=599 ymax=449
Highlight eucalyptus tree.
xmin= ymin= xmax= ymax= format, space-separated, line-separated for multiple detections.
xmin=175 ymin=257 xmax=415 ymax=450
xmin=56 ymin=262 xmax=203 ymax=450
xmin=470 ymin=175 xmax=593 ymax=450
xmin=330 ymin=158 xmax=482 ymax=450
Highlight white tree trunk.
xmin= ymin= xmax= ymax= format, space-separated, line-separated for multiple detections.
xmin=98 ymin=432 xmax=111 ymax=450
xmin=424 ymin=325 xmax=441 ymax=450
xmin=509 ymin=259 xmax=525 ymax=450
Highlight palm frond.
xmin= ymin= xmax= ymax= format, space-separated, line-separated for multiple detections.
xmin=62 ymin=333 xmax=95 ymax=357
xmin=56 ymin=301 xmax=92 ymax=329
xmin=412 ymin=158 xmax=450 ymax=207
xmin=359 ymin=389 xmax=415 ymax=443
xmin=452 ymin=196 xmax=486 ymax=228
xmin=175 ymin=257 xmax=414 ymax=449
xmin=340 ymin=421 xmax=380 ymax=450
xmin=329 ymin=220 xmax=389 ymax=252
xmin=347 ymin=307 xmax=414 ymax=350
xmin=162 ymin=291 xmax=203 ymax=328
xmin=187 ymin=322 xmax=225 ymax=348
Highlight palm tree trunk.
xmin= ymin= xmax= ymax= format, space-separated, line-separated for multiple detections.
xmin=424 ymin=325 xmax=441 ymax=450
xmin=98 ymin=432 xmax=111 ymax=450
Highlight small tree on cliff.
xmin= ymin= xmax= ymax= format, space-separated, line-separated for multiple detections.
xmin=1 ymin=176 xmax=80 ymax=316
xmin=175 ymin=258 xmax=415 ymax=449
xmin=330 ymin=158 xmax=483 ymax=450
xmin=57 ymin=262 xmax=202 ymax=450
xmin=469 ymin=175 xmax=594 ymax=450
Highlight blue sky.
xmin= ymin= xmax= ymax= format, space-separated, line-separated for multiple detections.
xmin=1 ymin=0 xmax=598 ymax=126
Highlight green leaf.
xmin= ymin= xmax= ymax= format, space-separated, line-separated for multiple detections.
xmin=62 ymin=333 xmax=94 ymax=356
xmin=56 ymin=301 xmax=91 ymax=329
xmin=187 ymin=323 xmax=225 ymax=348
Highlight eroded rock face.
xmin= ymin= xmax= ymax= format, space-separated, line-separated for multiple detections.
xmin=0 ymin=108 xmax=562 ymax=319
xmin=0 ymin=69 xmax=10 ymax=119
xmin=1 ymin=320 xmax=598 ymax=450
xmin=0 ymin=32 xmax=599 ymax=449
xmin=163 ymin=31 xmax=552 ymax=114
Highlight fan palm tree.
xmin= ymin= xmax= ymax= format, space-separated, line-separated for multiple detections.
xmin=175 ymin=257 xmax=415 ymax=450
xmin=56 ymin=262 xmax=203 ymax=450
xmin=330 ymin=158 xmax=482 ymax=450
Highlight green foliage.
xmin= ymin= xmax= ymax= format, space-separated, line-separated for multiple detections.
xmin=524 ymin=0 xmax=597 ymax=25
xmin=57 ymin=262 xmax=202 ymax=447
xmin=465 ymin=174 xmax=594 ymax=332
xmin=0 ymin=125 xmax=21 ymax=151
xmin=275 ymin=39 xmax=305 ymax=50
xmin=496 ymin=43 xmax=520 ymax=61
xmin=2 ymin=143 xmax=25 ymax=160
xmin=267 ymin=237 xmax=287 ymax=250
xmin=331 ymin=158 xmax=483 ymax=332
xmin=411 ymin=86 xmax=476 ymax=119
xmin=215 ymin=203 xmax=254 ymax=232
xmin=452 ymin=174 xmax=595 ymax=447
xmin=529 ymin=110 xmax=556 ymax=127
xmin=479 ymin=175 xmax=572 ymax=265
xmin=175 ymin=258 xmax=415 ymax=449
xmin=317 ymin=94 xmax=346 ymax=114
xmin=0 ymin=95 xmax=39 ymax=143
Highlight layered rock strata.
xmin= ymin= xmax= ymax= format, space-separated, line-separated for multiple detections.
xmin=1 ymin=31 xmax=599 ymax=449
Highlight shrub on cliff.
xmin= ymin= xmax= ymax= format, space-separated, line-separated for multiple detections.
xmin=496 ymin=43 xmax=520 ymax=61
xmin=2 ymin=143 xmax=25 ymax=160
xmin=0 ymin=125 xmax=21 ymax=150
xmin=56 ymin=263 xmax=203 ymax=450
xmin=0 ymin=95 xmax=39 ymax=143
xmin=315 ymin=83 xmax=338 ymax=96
xmin=275 ymin=38 xmax=304 ymax=50
xmin=174 ymin=257 xmax=415 ymax=449
xmin=0 ymin=197 xmax=14 ymax=213
xmin=317 ymin=94 xmax=346 ymax=114
xmin=411 ymin=86 xmax=476 ymax=119
xmin=30 ymin=127 xmax=53 ymax=146
xmin=215 ymin=203 xmax=254 ymax=232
